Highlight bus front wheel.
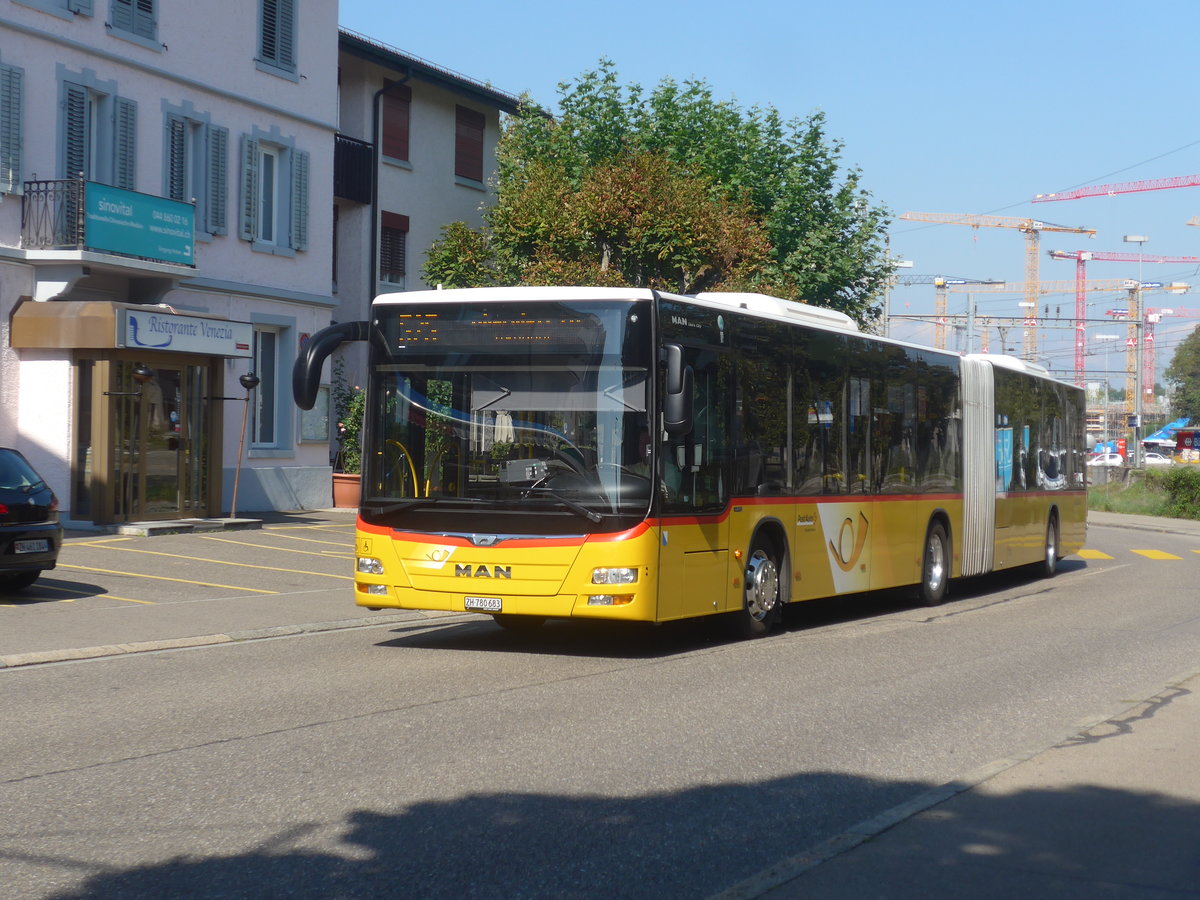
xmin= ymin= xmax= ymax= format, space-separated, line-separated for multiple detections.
xmin=919 ymin=522 xmax=950 ymax=606
xmin=738 ymin=544 xmax=782 ymax=638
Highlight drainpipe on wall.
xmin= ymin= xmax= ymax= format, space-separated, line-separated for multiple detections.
xmin=369 ymin=69 xmax=413 ymax=306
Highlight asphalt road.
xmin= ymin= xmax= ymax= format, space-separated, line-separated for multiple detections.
xmin=1 ymin=518 xmax=1198 ymax=898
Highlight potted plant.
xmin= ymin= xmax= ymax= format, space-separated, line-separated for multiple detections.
xmin=331 ymin=373 xmax=365 ymax=507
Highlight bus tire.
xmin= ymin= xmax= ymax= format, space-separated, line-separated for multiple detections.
xmin=918 ymin=521 xmax=950 ymax=606
xmin=493 ymin=614 xmax=546 ymax=632
xmin=1041 ymin=513 xmax=1059 ymax=579
xmin=738 ymin=543 xmax=783 ymax=638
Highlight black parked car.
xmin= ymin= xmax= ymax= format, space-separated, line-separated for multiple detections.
xmin=0 ymin=448 xmax=63 ymax=591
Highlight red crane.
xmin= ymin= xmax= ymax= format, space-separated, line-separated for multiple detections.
xmin=1033 ymin=174 xmax=1200 ymax=203
xmin=1047 ymin=250 xmax=1200 ymax=385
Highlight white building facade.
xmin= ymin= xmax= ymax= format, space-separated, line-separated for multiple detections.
xmin=0 ymin=0 xmax=339 ymax=526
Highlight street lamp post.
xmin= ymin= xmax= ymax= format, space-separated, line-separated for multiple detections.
xmin=1094 ymin=334 xmax=1120 ymax=447
xmin=1124 ymin=235 xmax=1148 ymax=466
xmin=229 ymin=372 xmax=261 ymax=519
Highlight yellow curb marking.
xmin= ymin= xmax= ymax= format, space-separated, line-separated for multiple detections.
xmin=1130 ymin=549 xmax=1183 ymax=560
xmin=58 ymin=564 xmax=277 ymax=594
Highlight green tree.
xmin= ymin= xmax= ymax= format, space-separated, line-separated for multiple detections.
xmin=1164 ymin=324 xmax=1200 ymax=422
xmin=423 ymin=61 xmax=892 ymax=324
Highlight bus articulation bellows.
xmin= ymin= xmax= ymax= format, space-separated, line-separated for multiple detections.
xmin=294 ymin=287 xmax=1086 ymax=636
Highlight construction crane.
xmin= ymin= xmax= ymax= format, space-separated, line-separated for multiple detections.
xmin=893 ymin=274 xmax=1002 ymax=348
xmin=1106 ymin=298 xmax=1196 ymax=414
xmin=1047 ymin=250 xmax=1200 ymax=386
xmin=898 ymin=213 xmax=1096 ymax=359
xmin=1032 ymin=174 xmax=1200 ymax=203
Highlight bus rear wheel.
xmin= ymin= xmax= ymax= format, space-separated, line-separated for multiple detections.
xmin=737 ymin=545 xmax=782 ymax=638
xmin=919 ymin=522 xmax=949 ymax=606
xmin=1040 ymin=513 xmax=1059 ymax=579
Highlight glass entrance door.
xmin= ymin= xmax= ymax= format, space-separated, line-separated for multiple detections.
xmin=109 ymin=361 xmax=210 ymax=521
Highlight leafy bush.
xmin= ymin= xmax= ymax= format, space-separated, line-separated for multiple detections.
xmin=1159 ymin=466 xmax=1200 ymax=519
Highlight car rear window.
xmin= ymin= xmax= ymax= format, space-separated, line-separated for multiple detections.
xmin=0 ymin=449 xmax=46 ymax=491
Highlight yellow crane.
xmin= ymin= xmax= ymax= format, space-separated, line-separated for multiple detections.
xmin=899 ymin=213 xmax=1096 ymax=359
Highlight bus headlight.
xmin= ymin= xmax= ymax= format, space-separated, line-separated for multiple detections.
xmin=592 ymin=567 xmax=638 ymax=585
xmin=357 ymin=557 xmax=385 ymax=575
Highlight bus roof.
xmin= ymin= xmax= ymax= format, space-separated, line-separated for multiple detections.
xmin=373 ymin=287 xmax=859 ymax=332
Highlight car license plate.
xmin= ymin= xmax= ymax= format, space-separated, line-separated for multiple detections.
xmin=464 ymin=596 xmax=502 ymax=612
xmin=14 ymin=539 xmax=49 ymax=554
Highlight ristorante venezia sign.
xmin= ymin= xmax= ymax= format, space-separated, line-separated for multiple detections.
xmin=117 ymin=308 xmax=253 ymax=358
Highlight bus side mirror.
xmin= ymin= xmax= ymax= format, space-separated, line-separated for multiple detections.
xmin=662 ymin=343 xmax=693 ymax=435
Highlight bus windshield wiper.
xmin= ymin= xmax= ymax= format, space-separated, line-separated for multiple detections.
xmin=524 ymin=487 xmax=603 ymax=523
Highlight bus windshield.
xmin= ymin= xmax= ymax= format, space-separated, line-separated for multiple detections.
xmin=362 ymin=299 xmax=654 ymax=531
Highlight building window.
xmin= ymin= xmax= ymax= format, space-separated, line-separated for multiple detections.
xmin=62 ymin=80 xmax=136 ymax=189
xmin=239 ymin=134 xmax=308 ymax=252
xmin=379 ymin=212 xmax=408 ymax=284
xmin=381 ymin=81 xmax=411 ymax=163
xmin=0 ymin=60 xmax=22 ymax=194
xmin=258 ymin=0 xmax=296 ymax=76
xmin=166 ymin=114 xmax=228 ymax=235
xmin=252 ymin=329 xmax=278 ymax=445
xmin=455 ymin=106 xmax=484 ymax=183
xmin=110 ymin=0 xmax=156 ymax=44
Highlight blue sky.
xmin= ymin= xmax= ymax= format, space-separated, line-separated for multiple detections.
xmin=339 ymin=0 xmax=1200 ymax=387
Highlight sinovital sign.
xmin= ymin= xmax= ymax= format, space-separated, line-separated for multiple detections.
xmin=84 ymin=183 xmax=195 ymax=266
xmin=118 ymin=308 xmax=253 ymax=358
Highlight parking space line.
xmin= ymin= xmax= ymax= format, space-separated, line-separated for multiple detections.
xmin=1130 ymin=549 xmax=1183 ymax=560
xmin=69 ymin=545 xmax=355 ymax=580
xmin=58 ymin=564 xmax=278 ymax=593
xmin=198 ymin=534 xmax=353 ymax=560
xmin=255 ymin=531 xmax=356 ymax=547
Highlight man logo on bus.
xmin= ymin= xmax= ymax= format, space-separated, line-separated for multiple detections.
xmin=455 ymin=564 xmax=512 ymax=579
xmin=829 ymin=512 xmax=869 ymax=572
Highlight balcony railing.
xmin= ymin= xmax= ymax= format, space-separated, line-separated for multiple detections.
xmin=22 ymin=178 xmax=86 ymax=250
xmin=334 ymin=133 xmax=373 ymax=204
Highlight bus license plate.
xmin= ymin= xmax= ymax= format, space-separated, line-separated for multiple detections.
xmin=14 ymin=539 xmax=49 ymax=554
xmin=464 ymin=596 xmax=502 ymax=612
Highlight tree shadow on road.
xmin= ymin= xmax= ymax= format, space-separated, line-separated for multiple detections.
xmin=26 ymin=769 xmax=1200 ymax=900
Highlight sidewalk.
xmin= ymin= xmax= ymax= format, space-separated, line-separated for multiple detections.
xmin=719 ymin=510 xmax=1200 ymax=899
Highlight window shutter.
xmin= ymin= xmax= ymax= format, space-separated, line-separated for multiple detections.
xmin=261 ymin=0 xmax=295 ymax=70
xmin=63 ymin=82 xmax=88 ymax=180
xmin=133 ymin=0 xmax=156 ymax=39
xmin=381 ymin=81 xmax=411 ymax=161
xmin=0 ymin=63 xmax=22 ymax=194
xmin=68 ymin=0 xmax=94 ymax=14
xmin=113 ymin=96 xmax=136 ymax=190
xmin=455 ymin=106 xmax=485 ymax=182
xmin=111 ymin=0 xmax=133 ymax=33
xmin=166 ymin=114 xmax=186 ymax=201
xmin=289 ymin=148 xmax=309 ymax=251
xmin=239 ymin=135 xmax=259 ymax=241
xmin=379 ymin=212 xmax=409 ymax=279
xmin=205 ymin=125 xmax=228 ymax=234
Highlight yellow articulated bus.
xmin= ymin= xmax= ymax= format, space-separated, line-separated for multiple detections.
xmin=294 ymin=287 xmax=1086 ymax=637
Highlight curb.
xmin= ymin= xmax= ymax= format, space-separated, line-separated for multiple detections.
xmin=0 ymin=611 xmax=471 ymax=669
